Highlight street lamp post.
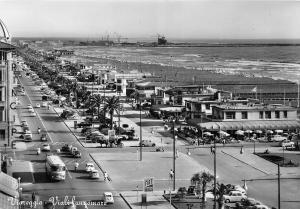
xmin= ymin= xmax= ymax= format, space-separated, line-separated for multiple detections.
xmin=139 ymin=98 xmax=142 ymax=161
xmin=278 ymin=163 xmax=281 ymax=209
xmin=213 ymin=134 xmax=217 ymax=209
xmin=172 ymin=120 xmax=176 ymax=191
xmin=253 ymin=141 xmax=256 ymax=154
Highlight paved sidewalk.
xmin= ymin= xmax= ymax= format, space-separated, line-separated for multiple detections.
xmin=121 ymin=191 xmax=174 ymax=209
xmin=221 ymin=146 xmax=300 ymax=178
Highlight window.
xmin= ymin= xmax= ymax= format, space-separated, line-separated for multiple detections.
xmin=259 ymin=111 xmax=263 ymax=119
xmin=205 ymin=104 xmax=210 ymax=110
xmin=0 ymin=130 xmax=5 ymax=141
xmin=265 ymin=111 xmax=271 ymax=119
xmin=283 ymin=111 xmax=287 ymax=118
xmin=241 ymin=111 xmax=248 ymax=119
xmin=275 ymin=111 xmax=280 ymax=119
xmin=0 ymin=107 xmax=4 ymax=121
xmin=225 ymin=112 xmax=236 ymax=119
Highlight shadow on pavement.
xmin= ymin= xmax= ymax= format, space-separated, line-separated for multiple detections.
xmin=76 ymin=176 xmax=92 ymax=180
xmin=13 ymin=172 xmax=34 ymax=183
xmin=33 ymin=172 xmax=49 ymax=183
xmin=132 ymin=200 xmax=166 ymax=206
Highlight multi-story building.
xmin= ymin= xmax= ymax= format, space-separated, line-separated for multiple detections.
xmin=196 ymin=103 xmax=300 ymax=132
xmin=0 ymin=19 xmax=15 ymax=146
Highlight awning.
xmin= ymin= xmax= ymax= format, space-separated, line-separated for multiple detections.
xmin=160 ymin=107 xmax=184 ymax=113
xmin=0 ymin=172 xmax=19 ymax=198
xmin=197 ymin=120 xmax=300 ymax=131
xmin=0 ymin=193 xmax=18 ymax=209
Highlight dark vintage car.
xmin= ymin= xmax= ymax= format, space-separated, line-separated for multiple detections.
xmin=77 ymin=121 xmax=92 ymax=128
xmin=61 ymin=144 xmax=72 ymax=152
xmin=72 ymin=150 xmax=81 ymax=158
xmin=40 ymin=133 xmax=47 ymax=141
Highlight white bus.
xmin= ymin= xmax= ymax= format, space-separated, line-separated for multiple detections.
xmin=45 ymin=155 xmax=66 ymax=181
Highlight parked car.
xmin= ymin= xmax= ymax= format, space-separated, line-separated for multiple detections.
xmin=42 ymin=143 xmax=51 ymax=151
xmin=42 ymin=101 xmax=48 ymax=107
xmin=271 ymin=135 xmax=287 ymax=142
xmin=40 ymin=133 xmax=47 ymax=141
xmin=22 ymin=125 xmax=29 ymax=132
xmin=19 ymin=91 xmax=25 ymax=96
xmin=24 ymin=134 xmax=32 ymax=142
xmin=21 ymin=130 xmax=32 ymax=138
xmin=29 ymin=111 xmax=36 ymax=117
xmin=254 ymin=205 xmax=270 ymax=209
xmin=28 ymin=108 xmax=34 ymax=113
xmin=89 ymin=170 xmax=100 ymax=179
xmin=242 ymin=198 xmax=263 ymax=207
xmin=223 ymin=191 xmax=247 ymax=203
xmin=85 ymin=163 xmax=95 ymax=172
xmin=60 ymin=110 xmax=78 ymax=119
xmin=77 ymin=121 xmax=92 ymax=128
xmin=229 ymin=185 xmax=247 ymax=195
xmin=36 ymin=103 xmax=41 ymax=108
xmin=27 ymin=104 xmax=33 ymax=109
xmin=21 ymin=120 xmax=28 ymax=127
xmin=61 ymin=144 xmax=72 ymax=152
xmin=72 ymin=150 xmax=81 ymax=158
xmin=102 ymin=192 xmax=114 ymax=204
xmin=141 ymin=140 xmax=156 ymax=147
xmin=280 ymin=140 xmax=295 ymax=149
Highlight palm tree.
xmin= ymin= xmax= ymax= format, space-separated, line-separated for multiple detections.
xmin=88 ymin=94 xmax=104 ymax=127
xmin=200 ymin=171 xmax=214 ymax=202
xmin=104 ymin=96 xmax=120 ymax=130
xmin=191 ymin=171 xmax=214 ymax=202
xmin=214 ymin=183 xmax=228 ymax=209
xmin=191 ymin=173 xmax=202 ymax=197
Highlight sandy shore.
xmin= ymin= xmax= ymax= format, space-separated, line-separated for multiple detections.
xmin=76 ymin=54 xmax=298 ymax=94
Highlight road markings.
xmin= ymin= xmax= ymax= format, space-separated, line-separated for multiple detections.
xmin=66 ymin=167 xmax=73 ymax=179
xmin=21 ymin=79 xmax=53 ymax=143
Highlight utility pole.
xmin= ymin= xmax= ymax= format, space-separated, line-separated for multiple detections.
xmin=173 ymin=120 xmax=176 ymax=191
xmin=278 ymin=164 xmax=281 ymax=209
xmin=213 ymin=133 xmax=217 ymax=209
xmin=139 ymin=98 xmax=142 ymax=161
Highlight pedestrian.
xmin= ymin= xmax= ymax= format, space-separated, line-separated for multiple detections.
xmin=32 ymin=191 xmax=36 ymax=202
xmin=210 ymin=145 xmax=213 ymax=154
xmin=74 ymin=162 xmax=79 ymax=171
xmin=240 ymin=146 xmax=244 ymax=154
xmin=169 ymin=169 xmax=174 ymax=179
xmin=104 ymin=171 xmax=109 ymax=181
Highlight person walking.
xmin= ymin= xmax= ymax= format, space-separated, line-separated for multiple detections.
xmin=74 ymin=162 xmax=79 ymax=172
xmin=32 ymin=191 xmax=36 ymax=202
xmin=37 ymin=127 xmax=41 ymax=134
xmin=169 ymin=169 xmax=174 ymax=180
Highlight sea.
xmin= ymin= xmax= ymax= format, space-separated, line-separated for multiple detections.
xmin=61 ymin=38 xmax=300 ymax=84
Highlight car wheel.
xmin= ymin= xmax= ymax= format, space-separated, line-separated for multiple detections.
xmin=241 ymin=198 xmax=245 ymax=202
xmin=225 ymin=199 xmax=230 ymax=203
xmin=152 ymin=144 xmax=156 ymax=147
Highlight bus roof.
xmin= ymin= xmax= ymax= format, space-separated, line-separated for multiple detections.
xmin=46 ymin=155 xmax=65 ymax=166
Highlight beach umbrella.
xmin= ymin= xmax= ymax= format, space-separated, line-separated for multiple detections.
xmin=245 ymin=130 xmax=253 ymax=134
xmin=219 ymin=130 xmax=230 ymax=137
xmin=275 ymin=130 xmax=283 ymax=134
xmin=235 ymin=130 xmax=244 ymax=135
xmin=266 ymin=130 xmax=273 ymax=134
xmin=255 ymin=130 xmax=263 ymax=134
xmin=203 ymin=132 xmax=213 ymax=136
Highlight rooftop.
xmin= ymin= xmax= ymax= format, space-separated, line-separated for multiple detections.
xmin=214 ymin=104 xmax=295 ymax=110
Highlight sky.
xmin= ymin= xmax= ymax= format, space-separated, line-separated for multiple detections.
xmin=0 ymin=0 xmax=300 ymax=39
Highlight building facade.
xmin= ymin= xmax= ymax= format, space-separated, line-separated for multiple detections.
xmin=0 ymin=19 xmax=15 ymax=146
